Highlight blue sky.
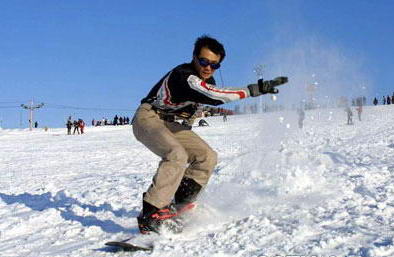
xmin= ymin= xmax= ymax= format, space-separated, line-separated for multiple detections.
xmin=1 ymin=0 xmax=393 ymax=128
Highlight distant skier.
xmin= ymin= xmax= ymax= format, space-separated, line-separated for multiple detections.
xmin=78 ymin=119 xmax=85 ymax=134
xmin=73 ymin=120 xmax=80 ymax=134
xmin=297 ymin=108 xmax=305 ymax=129
xmin=387 ymin=95 xmax=391 ymax=105
xmin=223 ymin=113 xmax=228 ymax=122
xmin=373 ymin=97 xmax=378 ymax=106
xmin=66 ymin=117 xmax=72 ymax=135
xmin=131 ymin=35 xmax=288 ymax=234
xmin=355 ymin=98 xmax=363 ymax=121
xmin=345 ymin=106 xmax=353 ymax=125
xmin=356 ymin=105 xmax=362 ymax=121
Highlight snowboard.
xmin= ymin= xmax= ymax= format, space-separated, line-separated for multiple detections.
xmin=104 ymin=202 xmax=196 ymax=252
xmin=105 ymin=241 xmax=153 ymax=252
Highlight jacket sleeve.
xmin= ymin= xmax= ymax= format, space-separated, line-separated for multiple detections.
xmin=185 ymin=74 xmax=251 ymax=106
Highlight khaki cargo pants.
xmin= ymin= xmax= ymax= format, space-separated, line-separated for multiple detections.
xmin=132 ymin=103 xmax=217 ymax=208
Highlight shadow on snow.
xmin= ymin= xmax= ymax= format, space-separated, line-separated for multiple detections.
xmin=0 ymin=191 xmax=139 ymax=234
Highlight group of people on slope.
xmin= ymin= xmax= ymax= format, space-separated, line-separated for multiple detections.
xmin=92 ymin=115 xmax=131 ymax=127
xmin=373 ymin=93 xmax=394 ymax=105
xmin=66 ymin=117 xmax=85 ymax=135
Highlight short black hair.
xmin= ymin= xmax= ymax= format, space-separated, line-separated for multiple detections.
xmin=193 ymin=35 xmax=226 ymax=63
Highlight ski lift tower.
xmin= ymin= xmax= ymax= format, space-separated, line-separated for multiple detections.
xmin=306 ymin=74 xmax=318 ymax=109
xmin=253 ymin=64 xmax=265 ymax=112
xmin=21 ymin=100 xmax=44 ymax=131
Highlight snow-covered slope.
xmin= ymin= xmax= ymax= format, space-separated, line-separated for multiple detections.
xmin=0 ymin=106 xmax=393 ymax=257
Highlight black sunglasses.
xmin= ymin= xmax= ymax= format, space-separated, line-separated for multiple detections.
xmin=197 ymin=57 xmax=221 ymax=70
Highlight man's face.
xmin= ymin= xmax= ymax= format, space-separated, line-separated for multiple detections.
xmin=193 ymin=47 xmax=221 ymax=81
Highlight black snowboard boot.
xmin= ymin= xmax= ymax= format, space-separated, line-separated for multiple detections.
xmin=137 ymin=200 xmax=177 ymax=234
xmin=174 ymin=177 xmax=202 ymax=209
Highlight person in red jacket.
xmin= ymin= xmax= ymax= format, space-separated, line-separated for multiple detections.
xmin=132 ymin=35 xmax=288 ymax=234
xmin=78 ymin=119 xmax=85 ymax=134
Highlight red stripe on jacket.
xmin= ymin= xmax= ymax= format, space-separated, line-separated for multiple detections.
xmin=200 ymin=81 xmax=246 ymax=99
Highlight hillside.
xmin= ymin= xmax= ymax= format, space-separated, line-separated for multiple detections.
xmin=0 ymin=105 xmax=393 ymax=257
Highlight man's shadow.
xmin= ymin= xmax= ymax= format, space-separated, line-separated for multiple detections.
xmin=0 ymin=191 xmax=140 ymax=234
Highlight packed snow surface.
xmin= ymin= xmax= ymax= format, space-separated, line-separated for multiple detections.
xmin=0 ymin=106 xmax=393 ymax=257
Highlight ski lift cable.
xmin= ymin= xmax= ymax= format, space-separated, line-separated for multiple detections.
xmin=0 ymin=106 xmax=20 ymax=109
xmin=0 ymin=101 xmax=29 ymax=104
xmin=44 ymin=103 xmax=136 ymax=112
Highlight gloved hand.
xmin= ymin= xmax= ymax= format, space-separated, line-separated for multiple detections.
xmin=248 ymin=76 xmax=288 ymax=97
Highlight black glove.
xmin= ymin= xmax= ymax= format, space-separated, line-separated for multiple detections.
xmin=248 ymin=76 xmax=288 ymax=97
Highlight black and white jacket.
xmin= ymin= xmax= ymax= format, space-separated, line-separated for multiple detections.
xmin=141 ymin=62 xmax=251 ymax=116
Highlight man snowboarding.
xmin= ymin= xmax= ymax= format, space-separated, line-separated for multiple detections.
xmin=132 ymin=35 xmax=288 ymax=234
